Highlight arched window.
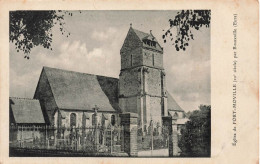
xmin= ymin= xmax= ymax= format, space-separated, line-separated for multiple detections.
xmin=70 ymin=113 xmax=76 ymax=127
xmin=92 ymin=114 xmax=95 ymax=126
xmin=111 ymin=115 xmax=116 ymax=126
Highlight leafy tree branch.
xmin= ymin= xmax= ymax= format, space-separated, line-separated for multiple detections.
xmin=163 ymin=10 xmax=211 ymax=51
xmin=9 ymin=10 xmax=74 ymax=59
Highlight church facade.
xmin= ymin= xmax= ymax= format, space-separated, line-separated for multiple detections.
xmin=10 ymin=26 xmax=187 ymax=136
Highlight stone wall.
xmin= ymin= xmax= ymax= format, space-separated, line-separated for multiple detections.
xmin=121 ymin=47 xmax=143 ymax=69
xmin=148 ymin=96 xmax=162 ymax=125
xmin=119 ymin=96 xmax=163 ymax=128
xmin=119 ymin=67 xmax=141 ymax=97
xmin=144 ymin=68 xmax=162 ymax=96
xmin=121 ymin=43 xmax=163 ymax=70
xmin=119 ymin=66 xmax=166 ymax=116
xmin=120 ymin=113 xmax=138 ymax=157
xmin=132 ymin=48 xmax=143 ymax=66
xmin=119 ymin=97 xmax=138 ymax=114
xmin=142 ymin=49 xmax=163 ymax=68
xmin=54 ymin=110 xmax=119 ymax=128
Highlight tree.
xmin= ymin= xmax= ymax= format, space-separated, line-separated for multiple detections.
xmin=9 ymin=10 xmax=73 ymax=59
xmin=179 ymin=105 xmax=211 ymax=157
xmin=163 ymin=10 xmax=211 ymax=51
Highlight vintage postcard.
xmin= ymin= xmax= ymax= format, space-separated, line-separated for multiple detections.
xmin=0 ymin=0 xmax=258 ymax=164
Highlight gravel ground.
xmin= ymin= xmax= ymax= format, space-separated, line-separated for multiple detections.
xmin=138 ymin=149 xmax=168 ymax=157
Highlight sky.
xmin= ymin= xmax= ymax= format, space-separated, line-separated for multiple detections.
xmin=9 ymin=10 xmax=210 ymax=112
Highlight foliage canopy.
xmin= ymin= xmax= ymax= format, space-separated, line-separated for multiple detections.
xmin=179 ymin=105 xmax=211 ymax=157
xmin=9 ymin=11 xmax=72 ymax=59
xmin=163 ymin=10 xmax=211 ymax=51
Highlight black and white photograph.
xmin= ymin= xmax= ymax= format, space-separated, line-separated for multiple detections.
xmin=9 ymin=10 xmax=211 ymax=157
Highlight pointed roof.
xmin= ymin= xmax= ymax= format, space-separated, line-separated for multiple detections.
xmin=42 ymin=67 xmax=120 ymax=112
xmin=167 ymin=91 xmax=184 ymax=112
xmin=130 ymin=27 xmax=163 ymax=52
xmin=132 ymin=28 xmax=158 ymax=42
xmin=132 ymin=28 xmax=151 ymax=41
xmin=10 ymin=97 xmax=45 ymax=124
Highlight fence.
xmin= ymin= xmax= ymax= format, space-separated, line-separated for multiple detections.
xmin=137 ymin=124 xmax=170 ymax=151
xmin=10 ymin=124 xmax=124 ymax=154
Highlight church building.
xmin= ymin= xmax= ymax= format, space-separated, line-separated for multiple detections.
xmin=10 ymin=25 xmax=187 ymax=135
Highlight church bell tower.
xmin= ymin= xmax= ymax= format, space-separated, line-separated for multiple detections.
xmin=119 ymin=24 xmax=167 ymax=131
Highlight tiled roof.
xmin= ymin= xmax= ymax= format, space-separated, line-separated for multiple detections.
xmin=132 ymin=28 xmax=151 ymax=41
xmin=9 ymin=97 xmax=45 ymax=124
xmin=132 ymin=28 xmax=163 ymax=52
xmin=43 ymin=67 xmax=120 ymax=112
xmin=167 ymin=91 xmax=184 ymax=112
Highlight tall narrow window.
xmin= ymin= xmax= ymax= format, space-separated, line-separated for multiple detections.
xmin=152 ymin=54 xmax=155 ymax=66
xmin=70 ymin=113 xmax=76 ymax=127
xmin=130 ymin=54 xmax=133 ymax=66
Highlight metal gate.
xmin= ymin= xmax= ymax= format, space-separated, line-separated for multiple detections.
xmin=137 ymin=122 xmax=170 ymax=155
